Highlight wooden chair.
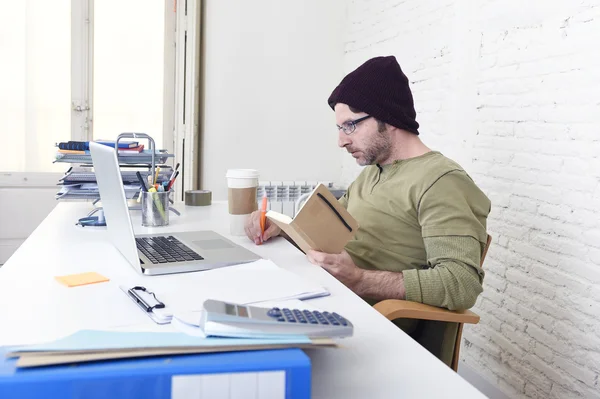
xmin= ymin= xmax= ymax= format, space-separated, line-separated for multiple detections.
xmin=373 ymin=234 xmax=492 ymax=371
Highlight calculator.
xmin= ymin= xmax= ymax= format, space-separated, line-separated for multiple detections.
xmin=200 ymin=299 xmax=354 ymax=339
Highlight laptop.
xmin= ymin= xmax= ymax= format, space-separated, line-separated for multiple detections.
xmin=89 ymin=141 xmax=261 ymax=276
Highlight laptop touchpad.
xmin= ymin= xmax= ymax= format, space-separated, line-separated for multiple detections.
xmin=193 ymin=239 xmax=234 ymax=250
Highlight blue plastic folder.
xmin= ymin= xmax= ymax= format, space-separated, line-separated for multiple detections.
xmin=0 ymin=349 xmax=310 ymax=399
xmin=1 ymin=331 xmax=313 ymax=399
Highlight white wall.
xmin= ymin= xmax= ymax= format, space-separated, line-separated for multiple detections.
xmin=343 ymin=1 xmax=600 ymax=398
xmin=200 ymin=0 xmax=346 ymax=200
xmin=0 ymin=186 xmax=57 ymax=264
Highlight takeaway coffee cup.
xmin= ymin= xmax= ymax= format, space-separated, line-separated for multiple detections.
xmin=226 ymin=169 xmax=259 ymax=236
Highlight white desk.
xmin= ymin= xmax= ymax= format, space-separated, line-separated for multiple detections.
xmin=0 ymin=202 xmax=485 ymax=399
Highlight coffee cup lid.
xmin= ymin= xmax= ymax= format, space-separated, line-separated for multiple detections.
xmin=226 ymin=169 xmax=259 ymax=179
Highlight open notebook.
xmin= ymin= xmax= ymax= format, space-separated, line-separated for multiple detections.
xmin=267 ymin=184 xmax=359 ymax=254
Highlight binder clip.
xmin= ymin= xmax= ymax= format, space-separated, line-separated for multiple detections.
xmin=127 ymin=286 xmax=166 ymax=312
xmin=76 ymin=210 xmax=106 ymax=227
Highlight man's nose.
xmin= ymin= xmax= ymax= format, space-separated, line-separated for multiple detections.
xmin=338 ymin=130 xmax=351 ymax=148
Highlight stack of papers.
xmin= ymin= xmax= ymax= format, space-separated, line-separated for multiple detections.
xmin=55 ymin=183 xmax=141 ymax=200
xmin=6 ymin=330 xmax=335 ymax=368
xmin=59 ymin=166 xmax=173 ymax=185
xmin=54 ymin=149 xmax=174 ymax=165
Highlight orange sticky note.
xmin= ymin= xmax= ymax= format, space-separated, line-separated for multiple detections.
xmin=55 ymin=272 xmax=109 ymax=287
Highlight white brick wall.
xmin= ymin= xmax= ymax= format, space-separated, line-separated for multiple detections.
xmin=342 ymin=0 xmax=600 ymax=397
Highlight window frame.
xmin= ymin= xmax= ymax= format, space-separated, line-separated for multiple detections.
xmin=171 ymin=0 xmax=201 ymax=201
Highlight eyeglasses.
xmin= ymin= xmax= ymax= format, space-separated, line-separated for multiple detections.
xmin=336 ymin=115 xmax=372 ymax=135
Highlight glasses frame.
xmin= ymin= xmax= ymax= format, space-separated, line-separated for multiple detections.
xmin=336 ymin=115 xmax=372 ymax=135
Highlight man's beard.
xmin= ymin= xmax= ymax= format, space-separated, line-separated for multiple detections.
xmin=358 ymin=128 xmax=392 ymax=166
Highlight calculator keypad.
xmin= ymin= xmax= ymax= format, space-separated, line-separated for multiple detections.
xmin=293 ymin=310 xmax=307 ymax=323
xmin=333 ymin=312 xmax=349 ymax=326
xmin=266 ymin=307 xmax=282 ymax=318
xmin=268 ymin=307 xmax=348 ymax=326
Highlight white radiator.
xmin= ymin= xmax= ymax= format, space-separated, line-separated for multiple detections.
xmin=257 ymin=181 xmax=334 ymax=218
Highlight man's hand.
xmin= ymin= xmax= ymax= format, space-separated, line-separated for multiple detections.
xmin=244 ymin=210 xmax=281 ymax=245
xmin=306 ymin=250 xmax=364 ymax=291
xmin=307 ymin=249 xmax=407 ymax=300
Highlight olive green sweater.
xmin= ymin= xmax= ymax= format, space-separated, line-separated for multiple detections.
xmin=339 ymin=151 xmax=491 ymax=311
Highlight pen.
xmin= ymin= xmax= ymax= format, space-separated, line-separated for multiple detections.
xmin=148 ymin=186 xmax=166 ymax=220
xmin=168 ymin=163 xmax=181 ymax=181
xmin=166 ymin=170 xmax=179 ymax=191
xmin=136 ymin=171 xmax=148 ymax=192
xmin=259 ymin=194 xmax=267 ymax=244
xmin=154 ymin=166 xmax=161 ymax=186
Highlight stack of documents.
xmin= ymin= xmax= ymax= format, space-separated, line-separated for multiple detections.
xmin=60 ymin=166 xmax=173 ymax=185
xmin=56 ymin=183 xmax=142 ymax=200
xmin=54 ymin=149 xmax=174 ymax=165
xmin=55 ymin=167 xmax=174 ymax=200
xmin=5 ymin=330 xmax=334 ymax=368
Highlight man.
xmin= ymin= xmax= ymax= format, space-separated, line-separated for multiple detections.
xmin=244 ymin=56 xmax=491 ymax=362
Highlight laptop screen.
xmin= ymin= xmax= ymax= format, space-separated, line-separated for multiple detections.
xmin=89 ymin=141 xmax=141 ymax=271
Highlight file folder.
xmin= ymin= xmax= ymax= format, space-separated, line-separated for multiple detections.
xmin=0 ymin=348 xmax=311 ymax=399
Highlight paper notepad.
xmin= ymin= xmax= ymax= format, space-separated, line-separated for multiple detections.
xmin=55 ymin=272 xmax=109 ymax=287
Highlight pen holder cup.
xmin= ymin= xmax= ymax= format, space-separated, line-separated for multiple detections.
xmin=141 ymin=191 xmax=170 ymax=227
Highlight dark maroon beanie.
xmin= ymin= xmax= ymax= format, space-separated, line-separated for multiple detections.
xmin=328 ymin=56 xmax=419 ymax=135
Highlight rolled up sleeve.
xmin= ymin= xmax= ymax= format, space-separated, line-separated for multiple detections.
xmin=403 ymin=235 xmax=485 ymax=310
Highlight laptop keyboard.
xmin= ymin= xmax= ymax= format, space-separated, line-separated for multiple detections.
xmin=136 ymin=236 xmax=204 ymax=264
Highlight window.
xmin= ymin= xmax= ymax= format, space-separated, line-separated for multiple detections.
xmin=0 ymin=0 xmax=72 ymax=174
xmin=93 ymin=0 xmax=166 ymax=147
xmin=0 ymin=0 xmax=176 ymax=180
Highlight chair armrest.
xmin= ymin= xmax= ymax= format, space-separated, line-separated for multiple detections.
xmin=373 ymin=300 xmax=480 ymax=324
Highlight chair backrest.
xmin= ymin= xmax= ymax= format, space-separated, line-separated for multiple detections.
xmin=480 ymin=234 xmax=492 ymax=268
